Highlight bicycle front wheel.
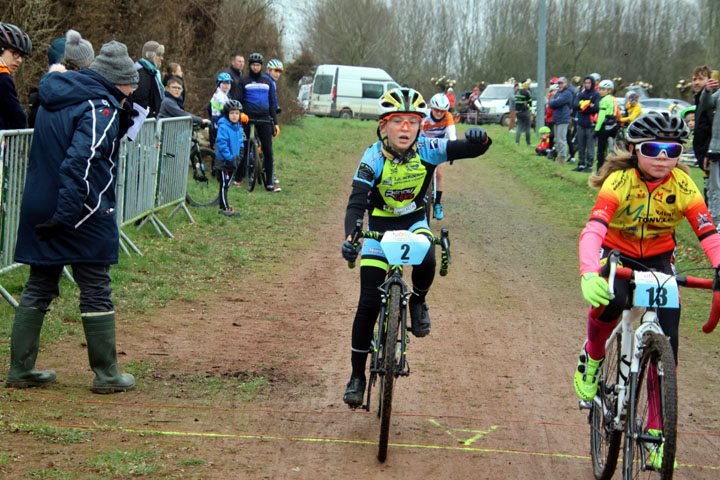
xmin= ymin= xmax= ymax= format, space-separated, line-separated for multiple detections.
xmin=591 ymin=335 xmax=623 ymax=480
xmin=622 ymin=332 xmax=677 ymax=480
xmin=245 ymin=139 xmax=258 ymax=192
xmin=186 ymin=147 xmax=219 ymax=207
xmin=377 ymin=283 xmax=401 ymax=463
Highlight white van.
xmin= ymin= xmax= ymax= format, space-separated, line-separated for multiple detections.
xmin=309 ymin=64 xmax=400 ymax=120
xmin=477 ymin=83 xmax=539 ymax=126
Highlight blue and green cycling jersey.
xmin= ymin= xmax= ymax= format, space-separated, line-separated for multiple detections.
xmin=352 ymin=137 xmax=448 ymax=217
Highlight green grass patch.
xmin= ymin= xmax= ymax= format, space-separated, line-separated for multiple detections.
xmin=87 ymin=448 xmax=162 ymax=477
xmin=10 ymin=423 xmax=92 ymax=445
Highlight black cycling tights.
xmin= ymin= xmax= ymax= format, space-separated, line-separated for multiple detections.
xmin=349 ymin=249 xmax=435 ymax=378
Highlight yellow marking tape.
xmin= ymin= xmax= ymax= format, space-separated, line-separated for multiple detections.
xmin=10 ymin=422 xmax=720 ymax=469
xmin=428 ymin=418 xmax=499 ymax=446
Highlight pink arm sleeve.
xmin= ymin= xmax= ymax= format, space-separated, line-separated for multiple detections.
xmin=579 ymin=220 xmax=608 ymax=275
xmin=700 ymin=234 xmax=720 ymax=267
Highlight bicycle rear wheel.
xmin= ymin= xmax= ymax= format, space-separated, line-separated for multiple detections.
xmin=622 ymin=332 xmax=677 ymax=480
xmin=590 ymin=335 xmax=623 ymax=480
xmin=186 ymin=147 xmax=219 ymax=207
xmin=377 ymin=283 xmax=401 ymax=463
xmin=256 ymin=141 xmax=267 ymax=188
xmin=245 ymin=138 xmax=258 ymax=192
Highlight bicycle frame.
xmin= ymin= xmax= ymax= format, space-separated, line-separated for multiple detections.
xmin=366 ymin=265 xmax=411 ymax=409
xmin=599 ymin=306 xmax=666 ymax=432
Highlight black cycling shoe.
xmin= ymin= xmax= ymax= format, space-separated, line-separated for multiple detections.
xmin=409 ymin=300 xmax=430 ymax=337
xmin=343 ymin=376 xmax=366 ymax=408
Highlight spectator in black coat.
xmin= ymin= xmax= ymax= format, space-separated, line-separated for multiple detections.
xmin=130 ymin=40 xmax=165 ymax=117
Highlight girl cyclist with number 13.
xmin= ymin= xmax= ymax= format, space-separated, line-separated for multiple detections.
xmin=574 ymin=110 xmax=720 ymax=469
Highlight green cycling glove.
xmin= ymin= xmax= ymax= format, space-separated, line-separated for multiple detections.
xmin=581 ymin=273 xmax=610 ymax=307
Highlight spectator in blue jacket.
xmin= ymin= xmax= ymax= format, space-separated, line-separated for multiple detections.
xmin=6 ymin=40 xmax=138 ymax=394
xmin=572 ymin=75 xmax=601 ymax=172
xmin=214 ymin=99 xmax=245 ymax=217
xmin=548 ymin=76 xmax=573 ymax=164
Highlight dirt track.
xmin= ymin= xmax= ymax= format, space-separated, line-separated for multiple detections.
xmin=4 ymin=146 xmax=720 ymax=479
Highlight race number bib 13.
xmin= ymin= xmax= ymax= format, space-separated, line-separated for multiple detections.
xmin=633 ymin=271 xmax=679 ymax=308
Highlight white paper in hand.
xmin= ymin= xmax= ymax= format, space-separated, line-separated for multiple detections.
xmin=125 ymin=103 xmax=149 ymax=141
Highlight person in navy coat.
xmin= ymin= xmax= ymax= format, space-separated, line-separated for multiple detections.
xmin=6 ymin=40 xmax=139 ymax=394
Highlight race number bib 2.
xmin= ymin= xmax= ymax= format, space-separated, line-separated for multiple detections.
xmin=633 ymin=271 xmax=679 ymax=308
xmin=380 ymin=230 xmax=431 ymax=265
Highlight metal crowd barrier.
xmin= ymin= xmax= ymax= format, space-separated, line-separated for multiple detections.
xmin=0 ymin=116 xmax=196 ymax=307
xmin=0 ymin=129 xmax=33 ymax=307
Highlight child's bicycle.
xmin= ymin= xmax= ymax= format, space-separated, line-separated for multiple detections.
xmin=243 ymin=118 xmax=273 ymax=192
xmin=579 ymin=249 xmax=720 ymax=480
xmin=185 ymin=124 xmax=219 ymax=207
xmin=347 ymin=219 xmax=451 ymax=462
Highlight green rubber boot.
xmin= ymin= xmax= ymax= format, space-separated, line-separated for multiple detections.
xmin=81 ymin=312 xmax=134 ymax=394
xmin=5 ymin=306 xmax=57 ymax=388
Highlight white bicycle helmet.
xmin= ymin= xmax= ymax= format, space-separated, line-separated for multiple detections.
xmin=267 ymin=59 xmax=283 ymax=71
xmin=598 ymin=79 xmax=614 ymax=90
xmin=590 ymin=72 xmax=601 ymax=83
xmin=429 ymin=93 xmax=450 ymax=111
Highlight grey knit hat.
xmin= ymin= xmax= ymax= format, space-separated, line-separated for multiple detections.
xmin=90 ymin=40 xmax=139 ymax=86
xmin=64 ymin=29 xmax=94 ymax=69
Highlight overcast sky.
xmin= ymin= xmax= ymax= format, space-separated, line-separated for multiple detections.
xmin=272 ymin=0 xmax=306 ymax=60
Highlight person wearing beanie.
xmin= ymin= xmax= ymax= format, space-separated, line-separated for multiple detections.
xmin=130 ymin=40 xmax=165 ymax=117
xmin=63 ymin=29 xmax=93 ymax=70
xmin=7 ymin=40 xmax=137 ymax=395
xmin=47 ymin=36 xmax=66 ymax=67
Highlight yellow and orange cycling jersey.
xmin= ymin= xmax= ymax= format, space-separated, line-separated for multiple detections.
xmin=588 ymin=168 xmax=717 ymax=258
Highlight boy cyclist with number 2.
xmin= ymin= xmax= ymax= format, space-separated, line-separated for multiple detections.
xmin=574 ymin=111 xmax=720 ymax=469
xmin=340 ymin=88 xmax=492 ymax=408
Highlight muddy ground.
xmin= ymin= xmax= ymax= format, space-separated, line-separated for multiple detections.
xmin=2 ymin=146 xmax=719 ymax=479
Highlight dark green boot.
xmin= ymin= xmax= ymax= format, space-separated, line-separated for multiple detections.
xmin=81 ymin=312 xmax=134 ymax=394
xmin=6 ymin=306 xmax=57 ymax=388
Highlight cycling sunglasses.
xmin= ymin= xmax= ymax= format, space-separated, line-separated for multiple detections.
xmin=638 ymin=142 xmax=683 ymax=159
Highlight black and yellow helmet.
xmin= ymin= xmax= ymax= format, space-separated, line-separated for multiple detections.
xmin=378 ymin=87 xmax=427 ymax=119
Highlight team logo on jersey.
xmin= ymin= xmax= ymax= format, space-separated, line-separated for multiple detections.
xmin=666 ymin=195 xmax=676 ymax=204
xmin=357 ymin=163 xmax=374 ymax=182
xmin=385 ymin=187 xmax=415 ymax=202
xmin=428 ymin=139 xmax=439 ymax=150
xmin=696 ymin=212 xmax=712 ymax=231
xmin=101 ymin=100 xmax=110 ymax=106
xmin=381 ymin=177 xmax=393 ymax=186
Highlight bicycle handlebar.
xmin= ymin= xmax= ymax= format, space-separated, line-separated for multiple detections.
xmin=592 ymin=249 xmax=720 ymax=334
xmin=347 ymin=219 xmax=451 ymax=275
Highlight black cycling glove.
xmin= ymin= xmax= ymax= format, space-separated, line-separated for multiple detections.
xmin=465 ymin=127 xmax=488 ymax=144
xmin=341 ymin=241 xmax=361 ymax=262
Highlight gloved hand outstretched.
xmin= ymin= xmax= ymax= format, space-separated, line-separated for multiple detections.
xmin=465 ymin=127 xmax=488 ymax=144
xmin=341 ymin=240 xmax=361 ymax=262
xmin=240 ymin=113 xmax=249 ymax=125
xmin=273 ymin=124 xmax=280 ymax=137
xmin=581 ymin=273 xmax=610 ymax=307
xmin=35 ymin=219 xmax=67 ymax=241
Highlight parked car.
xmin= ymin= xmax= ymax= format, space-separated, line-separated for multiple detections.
xmin=308 ymin=64 xmax=399 ymax=120
xmin=297 ymin=84 xmax=310 ymax=111
xmin=638 ymin=97 xmax=692 ymax=114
